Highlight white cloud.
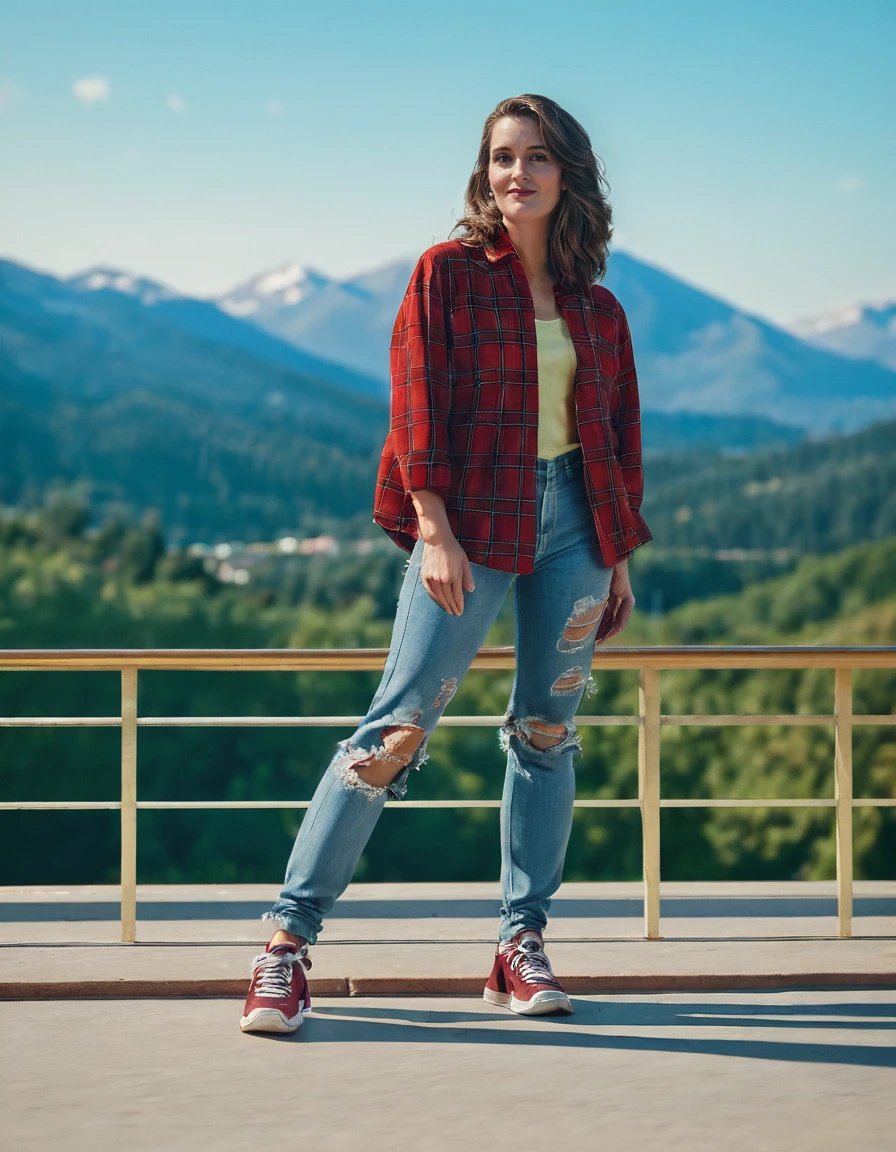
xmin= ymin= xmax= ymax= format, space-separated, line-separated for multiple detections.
xmin=266 ymin=98 xmax=284 ymax=116
xmin=0 ymin=78 xmax=26 ymax=111
xmin=166 ymin=93 xmax=185 ymax=113
xmin=836 ymin=173 xmax=867 ymax=192
xmin=72 ymin=76 xmax=110 ymax=104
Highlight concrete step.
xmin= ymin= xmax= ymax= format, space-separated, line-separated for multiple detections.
xmin=2 ymin=881 xmax=895 ymax=998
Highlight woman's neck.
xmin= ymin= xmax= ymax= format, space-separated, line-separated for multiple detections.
xmin=503 ymin=217 xmax=553 ymax=285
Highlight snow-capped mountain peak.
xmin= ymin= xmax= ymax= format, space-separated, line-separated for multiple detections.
xmin=253 ymin=262 xmax=314 ymax=298
xmin=787 ymin=299 xmax=896 ymax=370
xmin=218 ymin=262 xmax=332 ymax=318
xmin=67 ymin=265 xmax=182 ymax=306
xmin=790 ymin=302 xmax=866 ymax=336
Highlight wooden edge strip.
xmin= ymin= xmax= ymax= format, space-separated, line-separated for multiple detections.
xmin=0 ymin=978 xmax=350 ymax=999
xmin=1 ymin=973 xmax=894 ymax=1000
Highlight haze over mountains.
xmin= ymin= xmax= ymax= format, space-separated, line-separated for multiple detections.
xmin=0 ymin=258 xmax=387 ymax=542
xmin=17 ymin=245 xmax=896 ymax=435
xmin=789 ymin=300 xmax=896 ymax=372
xmin=2 ymin=246 xmax=895 ymax=544
xmin=65 ymin=264 xmax=385 ymax=398
xmin=212 ymin=250 xmax=896 ymax=433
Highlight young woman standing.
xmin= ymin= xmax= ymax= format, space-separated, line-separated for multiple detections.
xmin=240 ymin=93 xmax=652 ymax=1033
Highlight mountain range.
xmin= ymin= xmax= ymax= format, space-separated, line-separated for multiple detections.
xmin=210 ymin=251 xmax=896 ymax=433
xmin=2 ymin=246 xmax=895 ymax=542
xmin=44 ymin=247 xmax=896 ymax=434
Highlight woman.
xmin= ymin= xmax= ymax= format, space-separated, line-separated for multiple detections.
xmin=240 ymin=93 xmax=652 ymax=1034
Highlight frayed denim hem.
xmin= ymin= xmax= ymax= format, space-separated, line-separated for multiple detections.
xmin=261 ymin=908 xmax=320 ymax=947
xmin=497 ymin=918 xmax=548 ymax=944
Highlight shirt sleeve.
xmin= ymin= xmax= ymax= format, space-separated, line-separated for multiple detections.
xmin=388 ymin=249 xmax=453 ymax=497
xmin=613 ymin=301 xmax=646 ymax=514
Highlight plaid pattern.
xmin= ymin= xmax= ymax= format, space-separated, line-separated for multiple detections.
xmin=373 ymin=224 xmax=653 ymax=574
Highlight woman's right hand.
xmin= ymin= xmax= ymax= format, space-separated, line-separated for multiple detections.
xmin=421 ymin=537 xmax=476 ymax=615
xmin=409 ymin=488 xmax=476 ymax=614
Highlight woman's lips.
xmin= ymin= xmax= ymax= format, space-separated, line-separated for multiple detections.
xmin=508 ymin=189 xmax=535 ymax=197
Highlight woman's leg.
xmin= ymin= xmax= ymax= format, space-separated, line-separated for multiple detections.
xmin=498 ymin=451 xmax=614 ymax=941
xmin=263 ymin=536 xmax=514 ymax=945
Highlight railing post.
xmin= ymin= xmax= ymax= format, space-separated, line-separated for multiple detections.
xmin=638 ymin=667 xmax=662 ymax=939
xmin=834 ymin=667 xmax=853 ymax=939
xmin=120 ymin=667 xmax=138 ymax=943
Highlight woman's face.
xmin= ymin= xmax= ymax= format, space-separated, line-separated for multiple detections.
xmin=487 ymin=114 xmax=566 ymax=226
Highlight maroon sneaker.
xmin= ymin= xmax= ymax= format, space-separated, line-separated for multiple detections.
xmin=239 ymin=940 xmax=312 ymax=1034
xmin=483 ymin=929 xmax=573 ymax=1016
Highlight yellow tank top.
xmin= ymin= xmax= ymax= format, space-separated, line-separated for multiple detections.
xmin=535 ymin=316 xmax=579 ymax=459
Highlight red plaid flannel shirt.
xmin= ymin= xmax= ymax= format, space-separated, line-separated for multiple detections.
xmin=373 ymin=224 xmax=652 ymax=574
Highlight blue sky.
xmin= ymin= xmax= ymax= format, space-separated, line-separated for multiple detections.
xmin=1 ymin=0 xmax=893 ymax=326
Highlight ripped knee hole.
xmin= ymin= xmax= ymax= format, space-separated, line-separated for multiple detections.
xmin=499 ymin=715 xmax=578 ymax=752
xmin=551 ymin=667 xmax=586 ymax=695
xmin=337 ymin=724 xmax=427 ymax=791
xmin=558 ymin=594 xmax=608 ymax=652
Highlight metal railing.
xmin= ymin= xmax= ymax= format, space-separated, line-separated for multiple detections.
xmin=1 ymin=646 xmax=894 ymax=943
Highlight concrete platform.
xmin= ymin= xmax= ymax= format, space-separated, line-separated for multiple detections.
xmin=3 ymin=992 xmax=895 ymax=1151
xmin=1 ymin=882 xmax=895 ymax=998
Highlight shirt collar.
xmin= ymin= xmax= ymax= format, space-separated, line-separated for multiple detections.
xmin=483 ymin=222 xmax=579 ymax=301
xmin=484 ymin=223 xmax=517 ymax=264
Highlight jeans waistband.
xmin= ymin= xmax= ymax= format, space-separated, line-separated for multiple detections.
xmin=535 ymin=445 xmax=584 ymax=480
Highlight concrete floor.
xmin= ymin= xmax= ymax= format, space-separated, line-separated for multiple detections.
xmin=2 ymin=991 xmax=895 ymax=1151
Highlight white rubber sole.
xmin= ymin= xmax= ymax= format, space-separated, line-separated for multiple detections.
xmin=239 ymin=1005 xmax=306 ymax=1034
xmin=483 ymin=987 xmax=574 ymax=1016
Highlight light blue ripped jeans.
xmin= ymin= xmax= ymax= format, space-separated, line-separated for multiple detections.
xmin=264 ymin=446 xmax=614 ymax=945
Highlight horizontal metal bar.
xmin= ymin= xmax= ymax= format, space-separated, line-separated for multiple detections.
xmin=662 ymin=715 xmax=833 ymax=726
xmin=0 ymin=802 xmax=123 ymax=810
xmin=3 ymin=713 xmax=892 ymax=729
xmin=133 ymin=715 xmax=639 ymax=728
xmin=659 ymin=799 xmax=835 ymax=808
xmin=0 ymin=714 xmax=639 ymax=728
xmin=8 ymin=797 xmax=890 ymax=811
xmin=0 ymin=799 xmax=642 ymax=810
xmin=2 ymin=646 xmax=895 ymax=671
xmin=135 ymin=800 xmax=645 ymax=809
xmin=0 ymin=718 xmax=124 ymax=727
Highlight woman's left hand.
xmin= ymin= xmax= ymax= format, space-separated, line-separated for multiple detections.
xmin=594 ymin=559 xmax=635 ymax=645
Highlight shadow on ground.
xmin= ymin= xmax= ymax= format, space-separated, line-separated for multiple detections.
xmin=244 ymin=995 xmax=896 ymax=1069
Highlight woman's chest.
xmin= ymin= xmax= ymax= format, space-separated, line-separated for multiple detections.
xmin=447 ymin=290 xmax=621 ymax=401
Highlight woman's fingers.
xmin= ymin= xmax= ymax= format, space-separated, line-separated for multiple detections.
xmin=424 ymin=576 xmax=453 ymax=614
xmin=452 ymin=574 xmax=466 ymax=615
xmin=420 ymin=541 xmax=473 ymax=615
xmin=593 ymin=600 xmax=615 ymax=645
xmin=598 ymin=594 xmax=635 ymax=641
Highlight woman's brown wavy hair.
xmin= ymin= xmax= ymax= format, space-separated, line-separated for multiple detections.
xmin=450 ymin=94 xmax=614 ymax=293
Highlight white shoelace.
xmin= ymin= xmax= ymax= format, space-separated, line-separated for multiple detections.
xmin=506 ymin=939 xmax=562 ymax=988
xmin=252 ymin=947 xmax=310 ymax=999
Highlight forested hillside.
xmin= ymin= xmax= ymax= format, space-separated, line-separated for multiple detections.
xmin=642 ymin=418 xmax=896 ymax=553
xmin=631 ymin=417 xmax=896 ymax=611
xmin=0 ymin=348 xmax=386 ymax=543
xmin=1 ymin=494 xmax=892 ymax=888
